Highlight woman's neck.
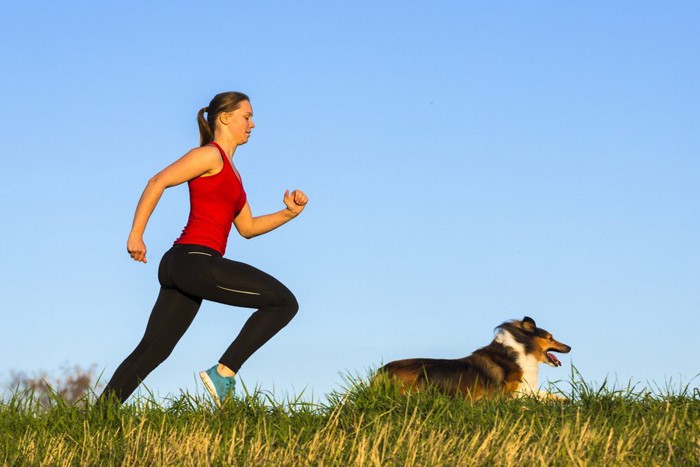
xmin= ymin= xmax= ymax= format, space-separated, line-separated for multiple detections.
xmin=212 ymin=135 xmax=238 ymax=160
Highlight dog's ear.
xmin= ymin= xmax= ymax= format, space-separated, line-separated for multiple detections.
xmin=522 ymin=316 xmax=536 ymax=331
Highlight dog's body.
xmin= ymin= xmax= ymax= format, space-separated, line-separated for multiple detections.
xmin=377 ymin=317 xmax=571 ymax=400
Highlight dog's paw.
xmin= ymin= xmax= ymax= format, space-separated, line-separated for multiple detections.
xmin=539 ymin=391 xmax=569 ymax=402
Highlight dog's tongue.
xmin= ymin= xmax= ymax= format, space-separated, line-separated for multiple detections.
xmin=547 ymin=352 xmax=561 ymax=366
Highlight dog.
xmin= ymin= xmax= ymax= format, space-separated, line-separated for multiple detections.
xmin=376 ymin=316 xmax=571 ymax=400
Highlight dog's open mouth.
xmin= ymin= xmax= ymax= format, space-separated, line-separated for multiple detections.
xmin=546 ymin=352 xmax=562 ymax=367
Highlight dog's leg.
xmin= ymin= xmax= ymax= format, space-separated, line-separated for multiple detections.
xmin=511 ymin=380 xmax=566 ymax=401
xmin=513 ymin=386 xmax=567 ymax=401
xmin=536 ymin=390 xmax=568 ymax=401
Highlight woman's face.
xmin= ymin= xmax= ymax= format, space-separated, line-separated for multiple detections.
xmin=222 ymin=101 xmax=255 ymax=145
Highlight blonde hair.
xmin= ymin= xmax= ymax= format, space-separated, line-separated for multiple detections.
xmin=197 ymin=91 xmax=250 ymax=146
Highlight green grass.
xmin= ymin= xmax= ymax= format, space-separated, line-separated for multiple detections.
xmin=2 ymin=371 xmax=698 ymax=466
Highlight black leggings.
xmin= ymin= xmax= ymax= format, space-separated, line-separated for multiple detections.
xmin=102 ymin=244 xmax=298 ymax=403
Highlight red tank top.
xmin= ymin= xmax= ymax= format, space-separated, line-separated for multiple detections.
xmin=174 ymin=142 xmax=247 ymax=255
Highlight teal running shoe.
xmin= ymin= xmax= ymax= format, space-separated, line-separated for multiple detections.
xmin=199 ymin=365 xmax=235 ymax=407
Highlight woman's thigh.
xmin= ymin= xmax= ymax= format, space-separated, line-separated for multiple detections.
xmin=167 ymin=247 xmax=296 ymax=310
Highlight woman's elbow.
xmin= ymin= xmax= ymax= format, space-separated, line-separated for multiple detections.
xmin=235 ymin=225 xmax=256 ymax=239
xmin=239 ymin=231 xmax=255 ymax=240
xmin=147 ymin=174 xmax=168 ymax=191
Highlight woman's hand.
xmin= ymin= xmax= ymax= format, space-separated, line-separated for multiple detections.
xmin=284 ymin=189 xmax=308 ymax=216
xmin=233 ymin=190 xmax=308 ymax=239
xmin=127 ymin=232 xmax=148 ymax=263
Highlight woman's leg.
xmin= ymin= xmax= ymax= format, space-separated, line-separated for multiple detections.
xmin=101 ymin=287 xmax=202 ymax=403
xmin=211 ymin=259 xmax=299 ymax=372
xmin=168 ymin=247 xmax=298 ymax=373
xmin=102 ymin=244 xmax=297 ymax=403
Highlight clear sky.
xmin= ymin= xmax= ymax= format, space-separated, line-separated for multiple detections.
xmin=1 ymin=1 xmax=698 ymax=401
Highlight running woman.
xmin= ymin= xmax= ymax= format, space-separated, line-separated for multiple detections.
xmin=101 ymin=92 xmax=308 ymax=406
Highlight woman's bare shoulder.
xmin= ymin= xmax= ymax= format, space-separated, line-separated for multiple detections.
xmin=184 ymin=144 xmax=220 ymax=159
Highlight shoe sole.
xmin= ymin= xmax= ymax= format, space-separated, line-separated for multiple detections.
xmin=199 ymin=371 xmax=222 ymax=408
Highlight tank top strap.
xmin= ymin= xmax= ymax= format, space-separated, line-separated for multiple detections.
xmin=208 ymin=141 xmax=228 ymax=162
xmin=208 ymin=141 xmax=237 ymax=177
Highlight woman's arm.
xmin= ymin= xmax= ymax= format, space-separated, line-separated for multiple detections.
xmin=127 ymin=146 xmax=222 ymax=263
xmin=233 ymin=189 xmax=308 ymax=239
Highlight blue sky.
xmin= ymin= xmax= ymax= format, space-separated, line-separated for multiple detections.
xmin=1 ymin=1 xmax=698 ymax=401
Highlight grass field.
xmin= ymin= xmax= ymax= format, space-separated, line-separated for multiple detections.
xmin=2 ymin=371 xmax=698 ymax=466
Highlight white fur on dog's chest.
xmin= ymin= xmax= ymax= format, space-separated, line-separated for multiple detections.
xmin=494 ymin=330 xmax=540 ymax=392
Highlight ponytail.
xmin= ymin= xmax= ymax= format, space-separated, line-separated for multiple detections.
xmin=197 ymin=107 xmax=213 ymax=146
xmin=197 ymin=92 xmax=250 ymax=146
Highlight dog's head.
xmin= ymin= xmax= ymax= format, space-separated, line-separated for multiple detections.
xmin=497 ymin=316 xmax=571 ymax=367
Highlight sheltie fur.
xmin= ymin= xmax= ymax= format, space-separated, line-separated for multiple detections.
xmin=376 ymin=316 xmax=571 ymax=400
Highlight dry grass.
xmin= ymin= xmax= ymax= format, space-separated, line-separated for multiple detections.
xmin=3 ymin=373 xmax=698 ymax=465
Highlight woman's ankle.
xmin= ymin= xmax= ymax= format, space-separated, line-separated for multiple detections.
xmin=217 ymin=363 xmax=236 ymax=378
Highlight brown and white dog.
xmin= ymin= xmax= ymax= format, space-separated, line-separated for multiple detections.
xmin=376 ymin=316 xmax=571 ymax=400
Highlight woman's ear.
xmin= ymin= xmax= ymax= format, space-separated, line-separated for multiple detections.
xmin=219 ymin=111 xmax=231 ymax=126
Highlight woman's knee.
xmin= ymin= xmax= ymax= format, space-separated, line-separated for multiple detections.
xmin=135 ymin=337 xmax=178 ymax=368
xmin=278 ymin=288 xmax=299 ymax=322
